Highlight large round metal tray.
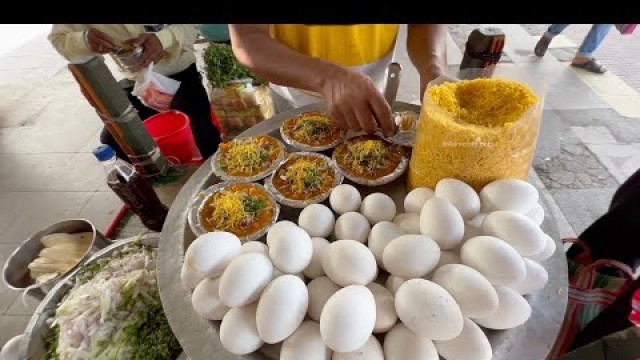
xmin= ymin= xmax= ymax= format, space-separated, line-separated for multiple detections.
xmin=20 ymin=233 xmax=187 ymax=360
xmin=158 ymin=102 xmax=569 ymax=360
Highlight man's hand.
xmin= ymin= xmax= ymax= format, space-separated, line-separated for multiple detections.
xmin=132 ymin=33 xmax=164 ymax=68
xmin=85 ymin=28 xmax=118 ymax=54
xmin=321 ymin=67 xmax=394 ymax=136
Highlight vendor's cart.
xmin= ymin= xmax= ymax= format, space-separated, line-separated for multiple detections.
xmin=158 ymin=102 xmax=569 ymax=360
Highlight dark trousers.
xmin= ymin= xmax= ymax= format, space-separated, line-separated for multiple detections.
xmin=100 ymin=63 xmax=221 ymax=160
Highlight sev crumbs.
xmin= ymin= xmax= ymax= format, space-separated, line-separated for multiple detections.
xmin=408 ymin=78 xmax=541 ymax=191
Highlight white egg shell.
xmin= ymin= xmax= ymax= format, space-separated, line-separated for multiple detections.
xmin=480 ymin=178 xmax=539 ymax=213
xmin=368 ymin=221 xmax=405 ymax=268
xmin=333 ymin=335 xmax=384 ymax=360
xmin=180 ymin=262 xmax=202 ymax=290
xmin=219 ymin=252 xmax=273 ymax=307
xmin=404 ymin=187 xmax=435 ymax=214
xmin=434 ymin=318 xmax=492 ymax=360
xmin=461 ymin=236 xmax=526 ymax=287
xmin=467 ymin=213 xmax=488 ymax=229
xmin=473 ymin=285 xmax=532 ymax=329
xmin=184 ymin=231 xmax=241 ymax=280
xmin=241 ymin=241 xmax=269 ymax=255
xmin=269 ymin=224 xmax=313 ymax=273
xmin=435 ymin=178 xmax=481 ymax=220
xmin=420 ymin=197 xmax=465 ymax=250
xmin=330 ymin=184 xmax=362 ymax=215
xmin=383 ymin=234 xmax=441 ymax=279
xmin=220 ymin=302 xmax=263 ymax=355
xmin=385 ymin=274 xmax=406 ymax=295
xmin=299 ymin=204 xmax=336 ymax=238
xmin=424 ymin=250 xmax=462 ymax=280
xmin=462 ymin=223 xmax=482 ymax=243
xmin=281 ymin=320 xmax=332 ymax=360
xmin=527 ymin=233 xmax=557 ymax=262
xmin=272 ymin=267 xmax=305 ymax=281
xmin=266 ymin=220 xmax=298 ymax=246
xmin=304 ymin=237 xmax=330 ymax=279
xmin=320 ymin=285 xmax=376 ymax=353
xmin=367 ymin=283 xmax=397 ymax=333
xmin=525 ymin=203 xmax=545 ymax=226
xmin=334 ymin=212 xmax=371 ymax=243
xmin=256 ymin=275 xmax=309 ymax=344
xmin=307 ymin=276 xmax=341 ymax=321
xmin=432 ymin=264 xmax=498 ymax=319
xmin=482 ymin=210 xmax=546 ymax=256
xmin=393 ymin=213 xmax=421 ymax=234
xmin=192 ymin=277 xmax=229 ymax=320
xmin=322 ymin=240 xmax=377 ymax=286
xmin=395 ymin=279 xmax=464 ymax=340
xmin=511 ymin=258 xmax=549 ymax=295
xmin=360 ymin=193 xmax=397 ymax=224
xmin=0 ymin=335 xmax=23 ymax=360
xmin=384 ymin=323 xmax=439 ymax=360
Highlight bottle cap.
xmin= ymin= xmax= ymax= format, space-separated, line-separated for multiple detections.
xmin=93 ymin=144 xmax=116 ymax=162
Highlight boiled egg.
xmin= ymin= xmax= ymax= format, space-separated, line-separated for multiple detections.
xmin=384 ymin=323 xmax=438 ymax=360
xmin=434 ymin=318 xmax=492 ymax=360
xmin=307 ymin=276 xmax=341 ymax=322
xmin=322 ymin=240 xmax=377 ymax=286
xmin=183 ymin=231 xmax=241 ymax=284
xmin=395 ymin=279 xmax=464 ymax=340
xmin=333 ymin=335 xmax=384 ymax=360
xmin=420 ymin=198 xmax=465 ymax=250
xmin=269 ymin=223 xmax=313 ymax=273
xmin=472 ymin=285 xmax=531 ymax=329
xmin=383 ymin=234 xmax=441 ymax=279
xmin=482 ymin=210 xmax=546 ymax=256
xmin=256 ymin=275 xmax=309 ymax=344
xmin=334 ymin=212 xmax=371 ymax=243
xmin=330 ymin=184 xmax=362 ymax=215
xmin=404 ymin=187 xmax=435 ymax=214
xmin=480 ymin=178 xmax=539 ymax=213
xmin=393 ymin=213 xmax=421 ymax=234
xmin=360 ymin=193 xmax=397 ymax=224
xmin=299 ymin=204 xmax=336 ymax=238
xmin=368 ymin=221 xmax=405 ymax=268
xmin=304 ymin=237 xmax=330 ymax=279
xmin=219 ymin=302 xmax=263 ymax=355
xmin=281 ymin=320 xmax=332 ymax=360
xmin=240 ymin=241 xmax=269 ymax=255
xmin=431 ymin=264 xmax=498 ymax=319
xmin=367 ymin=283 xmax=397 ymax=334
xmin=320 ymin=285 xmax=376 ymax=353
xmin=435 ymin=178 xmax=481 ymax=220
xmin=218 ymin=252 xmax=273 ymax=307
xmin=460 ymin=236 xmax=526 ymax=287
xmin=510 ymin=257 xmax=549 ymax=295
xmin=191 ymin=277 xmax=229 ymax=320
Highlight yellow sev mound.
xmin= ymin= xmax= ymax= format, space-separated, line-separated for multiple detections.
xmin=408 ymin=78 xmax=541 ymax=191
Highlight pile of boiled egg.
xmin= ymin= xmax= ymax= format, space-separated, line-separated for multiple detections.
xmin=181 ymin=178 xmax=555 ymax=360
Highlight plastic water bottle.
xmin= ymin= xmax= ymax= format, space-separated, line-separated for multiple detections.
xmin=93 ymin=144 xmax=168 ymax=232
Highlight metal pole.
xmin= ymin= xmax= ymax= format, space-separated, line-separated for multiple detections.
xmin=67 ymin=56 xmax=168 ymax=177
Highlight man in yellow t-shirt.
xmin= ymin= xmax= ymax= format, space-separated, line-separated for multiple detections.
xmin=48 ymin=24 xmax=221 ymax=159
xmin=229 ymin=24 xmax=447 ymax=136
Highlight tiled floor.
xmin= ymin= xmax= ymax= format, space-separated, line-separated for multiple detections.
xmin=1 ymin=24 xmax=640 ymax=350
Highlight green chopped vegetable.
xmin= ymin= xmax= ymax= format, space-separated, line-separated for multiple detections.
xmin=203 ymin=43 xmax=265 ymax=89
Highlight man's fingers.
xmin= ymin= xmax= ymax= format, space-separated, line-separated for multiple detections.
xmin=90 ymin=30 xmax=117 ymax=52
xmin=369 ymin=91 xmax=394 ymax=136
xmin=353 ymin=100 xmax=376 ymax=134
xmin=342 ymin=105 xmax=362 ymax=133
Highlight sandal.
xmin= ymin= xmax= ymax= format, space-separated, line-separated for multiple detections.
xmin=571 ymin=59 xmax=607 ymax=74
xmin=534 ymin=35 xmax=552 ymax=57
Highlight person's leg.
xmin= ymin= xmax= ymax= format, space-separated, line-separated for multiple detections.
xmin=534 ymin=24 xmax=571 ymax=57
xmin=169 ymin=64 xmax=221 ymax=160
xmin=571 ymin=24 xmax=613 ymax=73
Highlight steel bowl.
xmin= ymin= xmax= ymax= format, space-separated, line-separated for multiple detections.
xmin=20 ymin=234 xmax=162 ymax=360
xmin=112 ymin=45 xmax=144 ymax=72
xmin=2 ymin=219 xmax=111 ymax=300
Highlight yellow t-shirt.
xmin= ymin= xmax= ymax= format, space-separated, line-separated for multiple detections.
xmin=269 ymin=24 xmax=399 ymax=107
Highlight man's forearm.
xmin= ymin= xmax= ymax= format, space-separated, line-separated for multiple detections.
xmin=229 ymin=24 xmax=346 ymax=94
xmin=407 ymin=24 xmax=448 ymax=96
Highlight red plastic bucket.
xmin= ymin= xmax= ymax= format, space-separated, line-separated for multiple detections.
xmin=143 ymin=110 xmax=201 ymax=164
